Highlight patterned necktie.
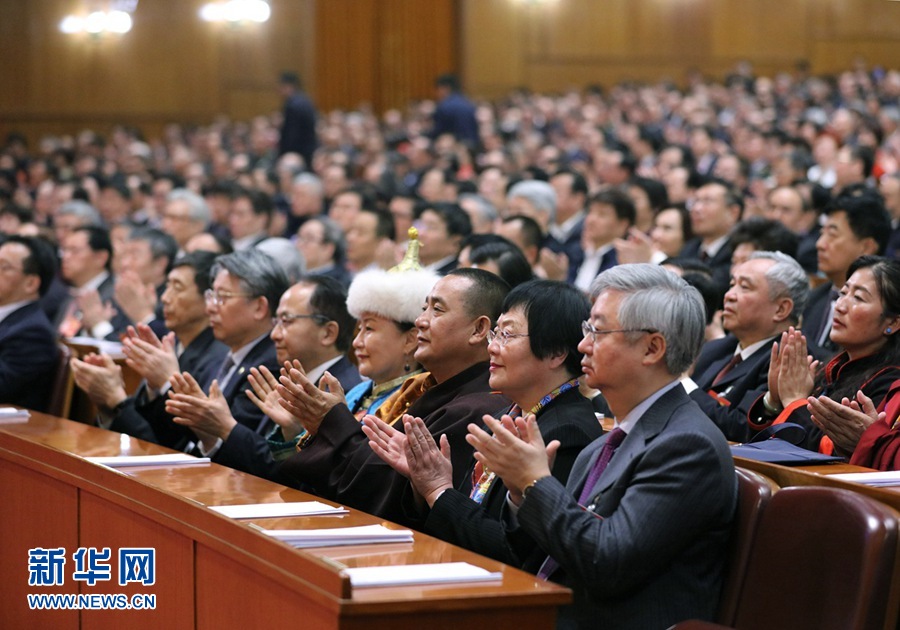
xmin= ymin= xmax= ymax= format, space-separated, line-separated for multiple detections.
xmin=711 ymin=353 xmax=743 ymax=387
xmin=538 ymin=428 xmax=627 ymax=581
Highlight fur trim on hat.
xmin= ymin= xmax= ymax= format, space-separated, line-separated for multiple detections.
xmin=346 ymin=268 xmax=440 ymax=324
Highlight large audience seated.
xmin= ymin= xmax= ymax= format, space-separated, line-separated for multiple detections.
xmin=4 ymin=60 xmax=900 ymax=628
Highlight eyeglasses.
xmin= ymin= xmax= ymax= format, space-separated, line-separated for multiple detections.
xmin=581 ymin=321 xmax=656 ymax=341
xmin=487 ymin=328 xmax=529 ymax=347
xmin=204 ymin=289 xmax=254 ymax=305
xmin=272 ymin=313 xmax=329 ymax=328
xmin=0 ymin=261 xmax=24 ymax=274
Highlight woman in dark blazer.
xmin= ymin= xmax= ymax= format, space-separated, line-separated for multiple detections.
xmin=365 ymin=279 xmax=606 ymax=567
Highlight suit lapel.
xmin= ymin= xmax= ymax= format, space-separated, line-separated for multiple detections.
xmin=587 ymin=386 xmax=687 ymax=498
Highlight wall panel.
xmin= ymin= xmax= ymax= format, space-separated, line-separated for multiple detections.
xmin=1 ymin=0 xmax=899 ymax=146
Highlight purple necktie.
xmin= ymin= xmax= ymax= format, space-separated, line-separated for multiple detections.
xmin=538 ymin=427 xmax=627 ymax=580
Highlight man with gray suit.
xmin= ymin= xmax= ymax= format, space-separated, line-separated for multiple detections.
xmin=469 ymin=264 xmax=736 ymax=630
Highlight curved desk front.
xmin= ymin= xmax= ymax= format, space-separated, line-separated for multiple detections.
xmin=0 ymin=412 xmax=570 ymax=629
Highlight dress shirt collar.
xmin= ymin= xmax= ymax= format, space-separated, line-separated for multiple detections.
xmin=615 ymin=379 xmax=681 ymax=434
xmin=0 ymin=299 xmax=32 ymax=325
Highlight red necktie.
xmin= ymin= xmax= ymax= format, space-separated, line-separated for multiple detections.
xmin=711 ymin=353 xmax=742 ymax=387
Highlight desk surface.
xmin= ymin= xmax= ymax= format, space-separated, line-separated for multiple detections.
xmin=734 ymin=456 xmax=900 ymax=513
xmin=0 ymin=411 xmax=570 ymax=629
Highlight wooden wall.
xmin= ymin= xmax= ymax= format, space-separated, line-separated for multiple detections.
xmin=461 ymin=0 xmax=900 ymax=98
xmin=1 ymin=0 xmax=898 ymax=146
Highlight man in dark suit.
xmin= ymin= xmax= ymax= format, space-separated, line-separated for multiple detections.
xmin=801 ymin=189 xmax=890 ymax=357
xmin=431 ymin=73 xmax=478 ymax=148
xmin=57 ymin=225 xmax=126 ymax=339
xmin=680 ymin=178 xmax=743 ymax=297
xmin=468 ymin=264 xmax=736 ymax=630
xmin=0 ymin=235 xmax=59 ymax=412
xmin=160 ymin=250 xmax=289 ymax=458
xmin=570 ymin=189 xmax=635 ymax=291
xmin=198 ymin=275 xmax=363 ymax=478
xmin=297 ymin=216 xmax=352 ymax=290
xmin=277 ymin=71 xmax=318 ymax=170
xmin=688 ymin=251 xmax=809 ymax=442
xmin=71 ymin=251 xmax=228 ymax=447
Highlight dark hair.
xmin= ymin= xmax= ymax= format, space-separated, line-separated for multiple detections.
xmin=435 ymin=73 xmax=460 ymax=91
xmin=682 ymin=271 xmax=721 ymax=326
xmin=308 ymin=215 xmax=346 ymax=265
xmin=300 ymin=275 xmax=356 ymax=352
xmin=700 ymin=177 xmax=745 ymax=217
xmin=630 ymin=176 xmax=669 ymax=213
xmin=2 ymin=235 xmax=56 ymax=297
xmin=502 ymin=214 xmax=543 ymax=248
xmin=657 ymin=205 xmax=694 ymax=244
xmin=552 ymin=168 xmax=588 ymax=197
xmin=172 ymin=250 xmax=219 ymax=295
xmin=73 ymin=226 xmax=113 ymax=271
xmin=821 ymin=255 xmax=900 ymax=401
xmin=469 ymin=239 xmax=535 ymax=288
xmin=588 ymin=188 xmax=637 ymax=226
xmin=234 ymin=187 xmax=274 ymax=223
xmin=422 ymin=202 xmax=472 ymax=239
xmin=729 ymin=217 xmax=799 ymax=260
xmin=447 ymin=267 xmax=511 ymax=325
xmin=279 ymin=71 xmax=301 ymax=88
xmin=360 ymin=206 xmax=395 ymax=241
xmin=825 ymin=189 xmax=891 ymax=255
xmin=129 ymin=227 xmax=179 ymax=274
xmin=503 ymin=279 xmax=590 ymax=377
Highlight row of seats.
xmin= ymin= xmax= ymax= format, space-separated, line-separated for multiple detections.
xmin=673 ymin=468 xmax=900 ymax=630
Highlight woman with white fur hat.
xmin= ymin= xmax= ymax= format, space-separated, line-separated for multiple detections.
xmin=342 ymin=264 xmax=439 ymax=419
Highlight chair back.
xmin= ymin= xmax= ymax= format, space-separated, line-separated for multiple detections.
xmin=732 ymin=486 xmax=900 ymax=630
xmin=46 ymin=343 xmax=74 ymax=418
xmin=716 ymin=468 xmax=778 ymax=625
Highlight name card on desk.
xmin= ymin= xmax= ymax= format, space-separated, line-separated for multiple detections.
xmin=0 ymin=407 xmax=30 ymax=424
xmin=828 ymin=471 xmax=900 ymax=487
xmin=344 ymin=562 xmax=503 ymax=588
xmin=85 ymin=453 xmax=212 ymax=468
xmin=209 ymin=501 xmax=348 ymax=519
xmin=258 ymin=524 xmax=413 ymax=548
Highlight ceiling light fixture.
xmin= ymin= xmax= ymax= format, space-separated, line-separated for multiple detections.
xmin=59 ymin=1 xmax=138 ymax=36
xmin=199 ymin=0 xmax=271 ymax=24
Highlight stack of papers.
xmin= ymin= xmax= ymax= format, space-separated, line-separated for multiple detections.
xmin=85 ymin=453 xmax=211 ymax=468
xmin=829 ymin=471 xmax=900 ymax=487
xmin=0 ymin=407 xmax=30 ymax=424
xmin=210 ymin=501 xmax=348 ymax=519
xmin=344 ymin=562 xmax=503 ymax=588
xmin=258 ymin=524 xmax=413 ymax=548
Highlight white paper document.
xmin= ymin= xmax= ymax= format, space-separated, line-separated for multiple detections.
xmin=85 ymin=453 xmax=211 ymax=468
xmin=344 ymin=562 xmax=503 ymax=588
xmin=210 ymin=501 xmax=348 ymax=519
xmin=258 ymin=524 xmax=413 ymax=548
xmin=67 ymin=336 xmax=126 ymax=359
xmin=0 ymin=407 xmax=30 ymax=424
xmin=829 ymin=471 xmax=900 ymax=487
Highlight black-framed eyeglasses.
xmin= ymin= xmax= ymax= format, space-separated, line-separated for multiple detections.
xmin=581 ymin=321 xmax=656 ymax=341
xmin=487 ymin=327 xmax=529 ymax=347
xmin=271 ymin=313 xmax=330 ymax=328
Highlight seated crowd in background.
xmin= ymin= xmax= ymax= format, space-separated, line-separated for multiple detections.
xmin=4 ymin=59 xmax=900 ymax=628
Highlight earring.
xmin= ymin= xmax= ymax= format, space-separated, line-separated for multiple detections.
xmin=404 ymin=359 xmax=411 ymax=372
xmin=886 ymin=328 xmax=893 ymax=335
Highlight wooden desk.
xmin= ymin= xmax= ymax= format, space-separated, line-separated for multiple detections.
xmin=0 ymin=412 xmax=570 ymax=630
xmin=734 ymin=456 xmax=900 ymax=513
